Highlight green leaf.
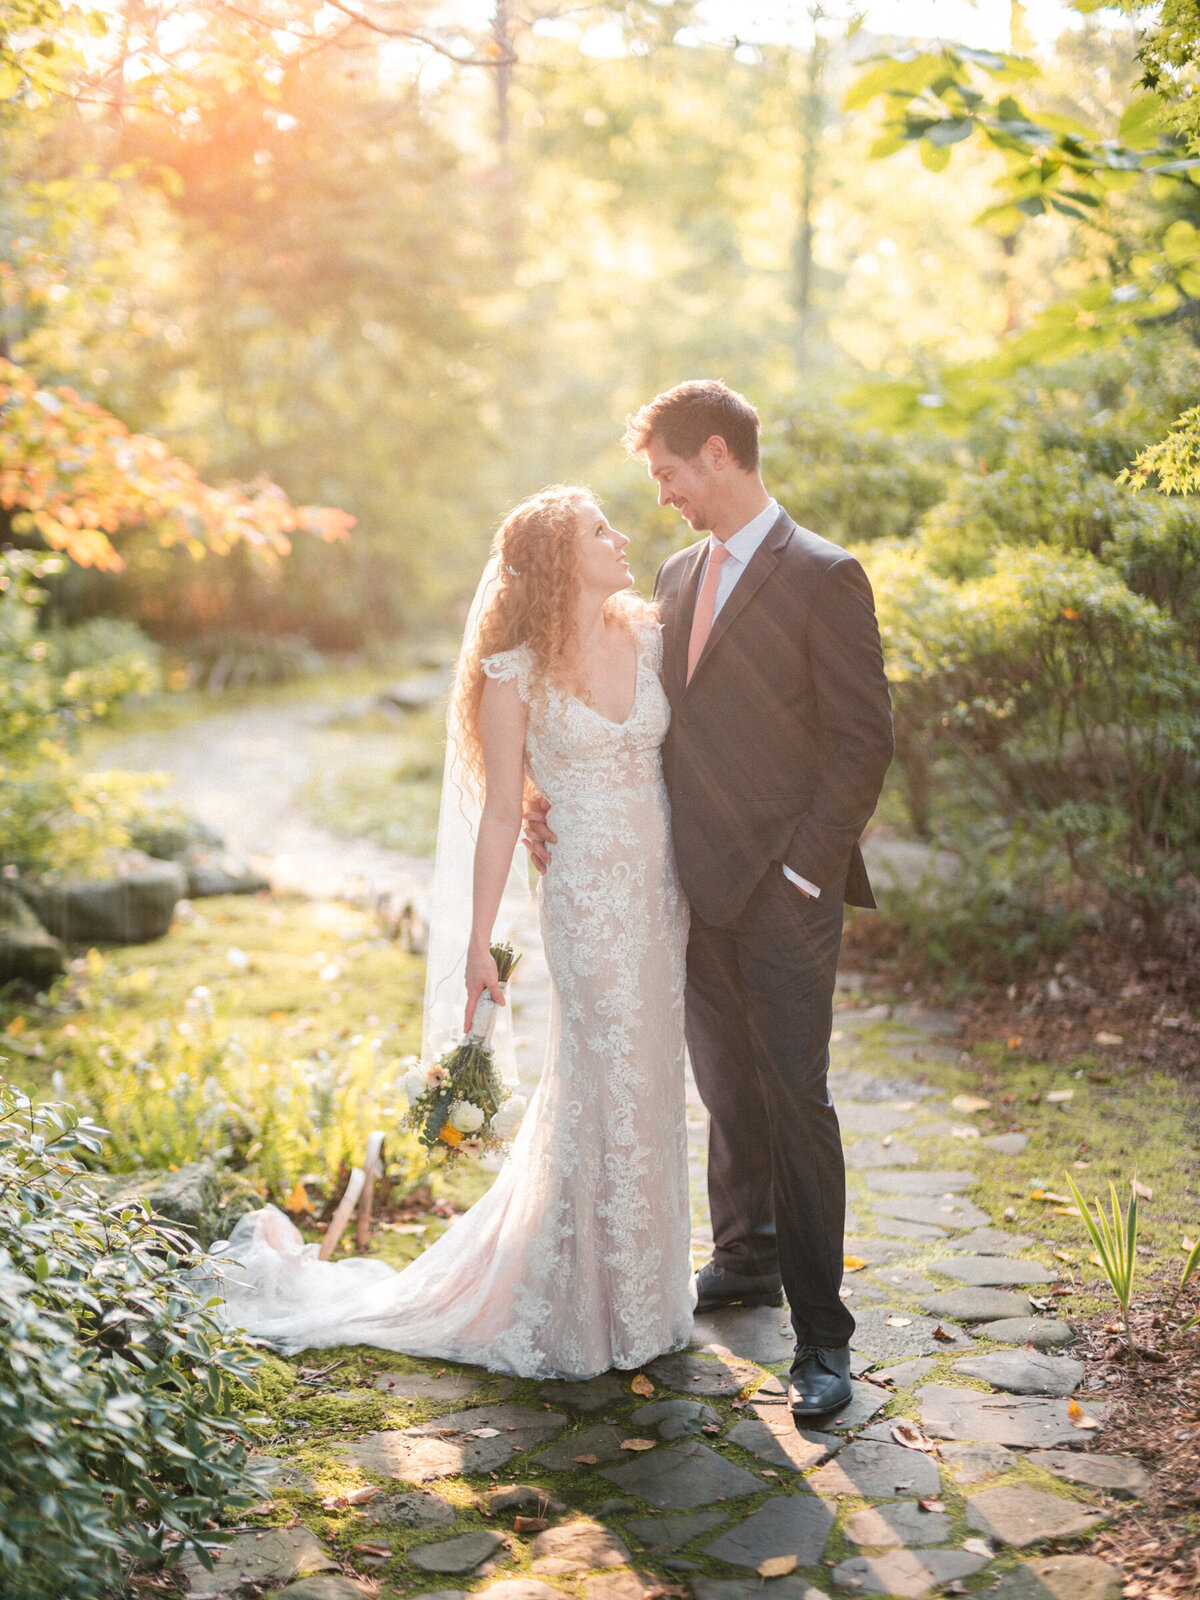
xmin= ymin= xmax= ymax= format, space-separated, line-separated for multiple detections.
xmin=1118 ymin=94 xmax=1163 ymax=150
xmin=920 ymin=141 xmax=953 ymax=172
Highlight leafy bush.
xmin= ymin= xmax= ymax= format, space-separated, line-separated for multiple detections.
xmin=0 ymin=1078 xmax=264 ymax=1600
xmin=55 ymin=958 xmax=423 ymax=1199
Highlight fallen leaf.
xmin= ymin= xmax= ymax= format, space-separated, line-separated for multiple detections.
xmin=1093 ymin=1031 xmax=1124 ymax=1047
xmin=917 ymin=1498 xmax=946 ymax=1513
xmin=962 ymin=1538 xmax=993 ymax=1559
xmin=466 ymin=1428 xmax=501 ymax=1439
xmin=620 ymin=1439 xmax=656 ymax=1452
xmin=843 ymin=1255 xmax=868 ymax=1271
xmin=1053 ymin=1250 xmax=1074 ymax=1262
xmin=758 ymin=1556 xmax=798 ymax=1579
xmin=1089 ymin=1252 xmax=1104 ymax=1267
xmin=951 ymin=1094 xmax=991 ymax=1114
xmin=630 ymin=1374 xmax=655 ymax=1398
xmin=1031 ymin=1190 xmax=1073 ymax=1203
xmin=1132 ymin=1180 xmax=1153 ymax=1200
xmin=701 ymin=1422 xmax=721 ymax=1436
xmin=1051 ymin=1206 xmax=1082 ymax=1217
xmin=353 ymin=1540 xmax=392 ymax=1559
xmin=891 ymin=1422 xmax=936 ymax=1452
xmin=1046 ymin=1089 xmax=1075 ymax=1103
xmin=573 ymin=1454 xmax=599 ymax=1465
xmin=514 ymin=1516 xmax=549 ymax=1534
xmin=1067 ymin=1400 xmax=1101 ymax=1430
xmin=931 ymin=1324 xmax=956 ymax=1343
xmin=1073 ymin=1161 xmax=1091 ymax=1170
xmin=761 ymin=1469 xmax=779 ymax=1477
xmin=730 ymin=1395 xmax=749 ymax=1410
xmin=1007 ymin=1035 xmax=1023 ymax=1050
xmin=885 ymin=1316 xmax=912 ymax=1328
xmin=1183 ymin=1237 xmax=1198 ymax=1253
xmin=881 ymin=1135 xmax=893 ymax=1148
xmin=951 ymin=1126 xmax=981 ymax=1141
xmin=4 ymin=1016 xmax=26 ymax=1037
xmin=285 ymin=1179 xmax=314 ymax=1215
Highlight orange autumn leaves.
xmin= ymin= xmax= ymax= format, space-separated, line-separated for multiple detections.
xmin=0 ymin=358 xmax=354 ymax=573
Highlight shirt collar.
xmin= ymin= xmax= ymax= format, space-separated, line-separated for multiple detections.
xmin=713 ymin=499 xmax=779 ymax=566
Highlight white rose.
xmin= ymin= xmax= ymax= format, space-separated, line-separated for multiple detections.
xmin=448 ymin=1100 xmax=486 ymax=1134
xmin=490 ymin=1096 xmax=527 ymax=1139
xmin=402 ymin=1067 xmax=428 ymax=1103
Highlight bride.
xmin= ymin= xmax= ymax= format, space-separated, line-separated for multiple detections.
xmin=212 ymin=486 xmax=694 ymax=1380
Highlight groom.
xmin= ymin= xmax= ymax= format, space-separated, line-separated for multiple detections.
xmin=629 ymin=380 xmax=893 ymax=1418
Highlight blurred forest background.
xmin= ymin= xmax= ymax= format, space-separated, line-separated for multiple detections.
xmin=3 ymin=0 xmax=1199 ymax=979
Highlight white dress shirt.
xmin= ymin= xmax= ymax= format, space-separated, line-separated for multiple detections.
xmin=693 ymin=500 xmax=821 ymax=900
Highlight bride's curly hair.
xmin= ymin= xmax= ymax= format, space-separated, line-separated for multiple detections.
xmin=452 ymin=485 xmax=655 ymax=797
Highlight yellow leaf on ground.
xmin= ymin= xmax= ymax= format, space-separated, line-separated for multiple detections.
xmin=1032 ymin=1191 xmax=1073 ymax=1203
xmin=285 ymin=1180 xmax=314 ymax=1214
xmin=630 ymin=1374 xmax=655 ymax=1398
xmin=1046 ymin=1089 xmax=1074 ymax=1103
xmin=843 ymin=1255 xmax=868 ymax=1271
xmin=1053 ymin=1250 xmax=1074 ymax=1262
xmin=1067 ymin=1399 xmax=1101 ymax=1430
xmin=891 ymin=1421 xmax=936 ymax=1452
xmin=1052 ymin=1206 xmax=1082 ymax=1217
xmin=572 ymin=1454 xmax=599 ymax=1465
xmin=1131 ymin=1180 xmax=1153 ymax=1200
xmin=1183 ymin=1237 xmax=1198 ymax=1253
xmin=620 ymin=1439 xmax=656 ymax=1452
xmin=758 ymin=1556 xmax=798 ymax=1579
xmin=950 ymin=1094 xmax=990 ymax=1114
xmin=1089 ymin=1252 xmax=1104 ymax=1268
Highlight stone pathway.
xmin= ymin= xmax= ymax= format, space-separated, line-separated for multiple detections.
xmin=180 ymin=1002 xmax=1136 ymax=1600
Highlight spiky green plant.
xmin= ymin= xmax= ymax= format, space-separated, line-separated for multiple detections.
xmin=1167 ymin=1235 xmax=1200 ymax=1331
xmin=1065 ymin=1172 xmax=1140 ymax=1357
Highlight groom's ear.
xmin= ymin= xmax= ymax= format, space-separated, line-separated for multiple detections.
xmin=702 ymin=434 xmax=730 ymax=471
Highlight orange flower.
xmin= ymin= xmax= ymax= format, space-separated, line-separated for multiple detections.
xmin=439 ymin=1124 xmax=463 ymax=1147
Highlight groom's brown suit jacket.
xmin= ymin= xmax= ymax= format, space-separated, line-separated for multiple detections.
xmin=653 ymin=507 xmax=894 ymax=926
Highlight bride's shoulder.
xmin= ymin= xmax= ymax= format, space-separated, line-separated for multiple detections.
xmin=615 ymin=597 xmax=663 ymax=670
xmin=481 ymin=642 xmax=534 ymax=698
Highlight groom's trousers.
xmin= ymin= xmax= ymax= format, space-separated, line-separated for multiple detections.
xmin=685 ymin=863 xmax=855 ymax=1350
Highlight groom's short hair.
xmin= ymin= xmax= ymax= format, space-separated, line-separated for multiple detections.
xmin=624 ymin=380 xmax=760 ymax=472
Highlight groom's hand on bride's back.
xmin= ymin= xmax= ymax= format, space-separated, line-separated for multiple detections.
xmin=522 ymin=788 xmax=556 ymax=875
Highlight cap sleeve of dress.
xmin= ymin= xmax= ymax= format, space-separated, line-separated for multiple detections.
xmin=635 ymin=617 xmax=664 ymax=675
xmin=481 ymin=643 xmax=533 ymax=704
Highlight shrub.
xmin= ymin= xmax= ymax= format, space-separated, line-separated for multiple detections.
xmin=0 ymin=1077 xmax=264 ymax=1600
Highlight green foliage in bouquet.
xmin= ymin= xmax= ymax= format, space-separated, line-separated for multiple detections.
xmin=404 ymin=943 xmax=525 ymax=1162
xmin=0 ymin=1076 xmax=265 ymax=1600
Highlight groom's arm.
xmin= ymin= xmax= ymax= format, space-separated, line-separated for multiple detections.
xmin=784 ymin=555 xmax=893 ymax=893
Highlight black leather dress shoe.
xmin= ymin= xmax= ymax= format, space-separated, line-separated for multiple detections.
xmin=694 ymin=1260 xmax=784 ymax=1312
xmin=788 ymin=1344 xmax=852 ymax=1419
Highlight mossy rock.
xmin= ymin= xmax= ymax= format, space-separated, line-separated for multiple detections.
xmin=18 ymin=853 xmax=187 ymax=945
xmin=0 ymin=884 xmax=65 ymax=988
xmin=95 ymin=1161 xmax=264 ymax=1247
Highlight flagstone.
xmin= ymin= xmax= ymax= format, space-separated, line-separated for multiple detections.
xmin=843 ymin=1236 xmax=908 ymax=1263
xmin=599 ymin=1440 xmax=763 ymax=1510
xmin=930 ymin=1256 xmax=1057 ymax=1287
xmin=530 ymin=1523 xmax=630 ymax=1573
xmin=872 ymin=1195 xmax=991 ymax=1228
xmin=948 ymin=1227 xmax=1036 ymax=1255
xmin=538 ymin=1374 xmax=628 ymax=1412
xmin=825 ymin=1379 xmax=891 ymax=1430
xmin=631 ymin=1400 xmax=722 ymax=1441
xmin=533 ymin=1424 xmax=644 ymax=1470
xmin=845 ymin=1138 xmax=923 ymax=1169
xmin=478 ymin=1583 xmax=561 ymax=1600
xmin=830 ymin=1548 xmax=988 ymax=1598
xmin=919 ymin=1288 xmax=1035 ymax=1322
xmin=986 ymin=1133 xmax=1030 ymax=1155
xmin=690 ymin=1305 xmax=795 ymax=1364
xmin=873 ymin=1268 xmax=939 ymax=1296
xmin=843 ymin=1500 xmax=951 ymax=1547
xmin=374 ymin=1372 xmax=483 ymax=1403
xmin=809 ymin=1439 xmax=941 ymax=1499
xmin=1028 ymin=1450 xmax=1150 ymax=1499
xmin=365 ymin=1489 xmax=458 ymax=1527
xmin=865 ymin=1170 xmax=978 ymax=1196
xmin=938 ymin=1441 xmax=1019 ymax=1483
xmin=873 ymin=1359 xmax=937 ymax=1388
xmin=183 ymin=1528 xmax=338 ymax=1596
xmin=622 ymin=1511 xmax=727 ymax=1554
xmin=726 ymin=1417 xmax=840 ymax=1472
xmin=412 ymin=1531 xmax=508 ymax=1574
xmin=917 ymin=1385 xmax=1106 ymax=1448
xmin=691 ymin=1578 xmax=832 ymax=1600
xmin=249 ymin=1454 xmax=318 ymax=1495
xmin=850 ymin=1307 xmax=974 ymax=1362
xmin=988 ymin=1555 xmax=1123 ymax=1600
xmin=479 ymin=1485 xmax=568 ymax=1517
xmin=702 ymin=1492 xmax=836 ymax=1567
xmin=837 ymin=1103 xmax=917 ymax=1136
xmin=584 ymin=1574 xmax=663 ymax=1600
xmin=964 ymin=1485 xmax=1104 ymax=1547
xmin=951 ymin=1351 xmax=1085 ymax=1397
xmin=977 ymin=1317 xmax=1076 ymax=1350
xmin=872 ymin=1217 xmax=950 ymax=1241
xmin=645 ymin=1352 xmax=761 ymax=1396
xmin=267 ymin=1581 xmax=375 ymax=1600
xmin=336 ymin=1405 xmax=567 ymax=1482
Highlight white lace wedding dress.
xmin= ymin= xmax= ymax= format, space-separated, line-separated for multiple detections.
xmin=212 ymin=622 xmax=694 ymax=1379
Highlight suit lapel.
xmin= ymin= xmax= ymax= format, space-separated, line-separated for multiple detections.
xmin=687 ymin=509 xmax=793 ymax=690
xmin=665 ymin=542 xmax=708 ymax=700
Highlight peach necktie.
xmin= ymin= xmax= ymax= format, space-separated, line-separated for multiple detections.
xmin=686 ymin=541 xmax=730 ymax=684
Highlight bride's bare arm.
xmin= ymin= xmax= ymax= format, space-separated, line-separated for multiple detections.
xmin=465 ymin=673 xmax=528 ymax=1030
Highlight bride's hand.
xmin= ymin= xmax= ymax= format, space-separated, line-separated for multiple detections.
xmin=464 ymin=946 xmax=505 ymax=1033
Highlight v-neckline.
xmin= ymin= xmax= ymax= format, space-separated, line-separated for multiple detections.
xmin=566 ymin=651 xmax=641 ymax=729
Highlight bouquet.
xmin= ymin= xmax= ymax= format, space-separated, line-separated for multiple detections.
xmin=402 ymin=942 xmax=527 ymax=1162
